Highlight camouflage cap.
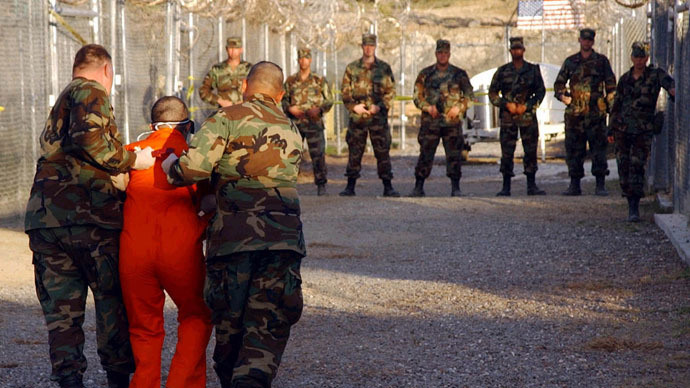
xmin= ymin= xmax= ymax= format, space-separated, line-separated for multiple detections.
xmin=226 ymin=36 xmax=242 ymax=48
xmin=631 ymin=41 xmax=649 ymax=57
xmin=297 ymin=47 xmax=311 ymax=59
xmin=362 ymin=33 xmax=377 ymax=46
xmin=579 ymin=28 xmax=596 ymax=40
xmin=435 ymin=39 xmax=451 ymax=52
xmin=509 ymin=37 xmax=525 ymax=49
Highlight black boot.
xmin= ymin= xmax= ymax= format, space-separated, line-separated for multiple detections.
xmin=450 ymin=178 xmax=461 ymax=197
xmin=627 ymin=196 xmax=640 ymax=222
xmin=409 ymin=178 xmax=425 ymax=197
xmin=339 ymin=177 xmax=356 ymax=196
xmin=106 ymin=371 xmax=130 ymax=388
xmin=496 ymin=175 xmax=511 ymax=196
xmin=317 ymin=183 xmax=327 ymax=196
xmin=594 ymin=175 xmax=609 ymax=196
xmin=59 ymin=375 xmax=84 ymax=388
xmin=526 ymin=173 xmax=546 ymax=195
xmin=382 ymin=179 xmax=400 ymax=197
xmin=561 ymin=177 xmax=582 ymax=196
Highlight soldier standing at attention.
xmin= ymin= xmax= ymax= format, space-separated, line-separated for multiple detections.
xmin=554 ymin=28 xmax=616 ymax=196
xmin=283 ymin=47 xmax=334 ymax=196
xmin=340 ymin=33 xmax=399 ymax=197
xmin=162 ymin=62 xmax=305 ymax=388
xmin=24 ymin=44 xmax=156 ymax=388
xmin=489 ymin=37 xmax=547 ymax=196
xmin=410 ymin=39 xmax=473 ymax=197
xmin=608 ymin=42 xmax=675 ymax=222
xmin=199 ymin=37 xmax=252 ymax=108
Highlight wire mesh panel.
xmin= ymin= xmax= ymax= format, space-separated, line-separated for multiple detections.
xmin=677 ymin=14 xmax=690 ymax=214
xmin=0 ymin=0 xmax=48 ymax=224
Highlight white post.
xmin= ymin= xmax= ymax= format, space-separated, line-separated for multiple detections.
xmin=165 ymin=0 xmax=174 ymax=96
xmin=400 ymin=29 xmax=406 ymax=151
xmin=188 ymin=12 xmax=195 ymax=118
xmin=218 ymin=17 xmax=224 ymax=62
xmin=48 ymin=0 xmax=59 ymax=108
xmin=120 ymin=0 xmax=130 ymax=143
xmin=91 ymin=0 xmax=101 ymax=44
xmin=280 ymin=32 xmax=286 ymax=73
xmin=263 ymin=23 xmax=269 ymax=60
xmin=241 ymin=18 xmax=247 ymax=61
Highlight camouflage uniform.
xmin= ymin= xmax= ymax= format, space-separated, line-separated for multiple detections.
xmin=167 ymin=92 xmax=305 ymax=388
xmin=610 ymin=64 xmax=674 ymax=198
xmin=554 ymin=44 xmax=616 ymax=180
xmin=24 ymin=77 xmax=136 ymax=385
xmin=199 ymin=38 xmax=252 ymax=107
xmin=283 ymin=50 xmax=334 ymax=186
xmin=489 ymin=58 xmax=545 ymax=177
xmin=413 ymin=56 xmax=473 ymax=181
xmin=341 ymin=51 xmax=396 ymax=180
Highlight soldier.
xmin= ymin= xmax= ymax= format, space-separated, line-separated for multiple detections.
xmin=24 ymin=44 xmax=155 ymax=388
xmin=283 ymin=47 xmax=334 ymax=195
xmin=199 ymin=37 xmax=252 ymax=108
xmin=409 ymin=39 xmax=473 ymax=197
xmin=162 ymin=62 xmax=305 ymax=388
xmin=340 ymin=33 xmax=399 ymax=197
xmin=608 ymin=42 xmax=675 ymax=222
xmin=119 ymin=96 xmax=213 ymax=388
xmin=489 ymin=37 xmax=547 ymax=196
xmin=554 ymin=28 xmax=616 ymax=196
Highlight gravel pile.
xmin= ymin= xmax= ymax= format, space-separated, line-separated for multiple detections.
xmin=1 ymin=146 xmax=689 ymax=387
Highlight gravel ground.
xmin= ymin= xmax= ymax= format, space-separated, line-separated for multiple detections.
xmin=1 ymin=139 xmax=689 ymax=387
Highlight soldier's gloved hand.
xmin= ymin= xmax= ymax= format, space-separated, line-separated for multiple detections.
xmin=110 ymin=173 xmax=130 ymax=191
xmin=161 ymin=153 xmax=179 ymax=175
xmin=353 ymin=104 xmax=368 ymax=115
xmin=133 ymin=146 xmax=156 ymax=170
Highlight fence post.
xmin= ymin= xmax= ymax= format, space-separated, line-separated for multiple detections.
xmin=119 ymin=0 xmax=130 ymax=143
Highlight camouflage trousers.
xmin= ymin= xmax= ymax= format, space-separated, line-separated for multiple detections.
xmin=28 ymin=226 xmax=134 ymax=384
xmin=345 ymin=116 xmax=393 ymax=180
xmin=204 ymin=250 xmax=303 ymax=388
xmin=614 ymin=131 xmax=653 ymax=198
xmin=414 ymin=120 xmax=463 ymax=180
xmin=564 ymin=113 xmax=610 ymax=179
xmin=296 ymin=121 xmax=327 ymax=185
xmin=499 ymin=120 xmax=539 ymax=177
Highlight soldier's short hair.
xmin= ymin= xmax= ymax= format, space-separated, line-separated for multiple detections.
xmin=226 ymin=37 xmax=242 ymax=48
xmin=435 ymin=39 xmax=451 ymax=52
xmin=631 ymin=41 xmax=649 ymax=57
xmin=151 ymin=96 xmax=189 ymax=123
xmin=73 ymin=44 xmax=111 ymax=72
xmin=509 ymin=37 xmax=525 ymax=50
xmin=246 ymin=61 xmax=284 ymax=95
xmin=579 ymin=28 xmax=595 ymax=40
xmin=297 ymin=48 xmax=311 ymax=59
xmin=362 ymin=33 xmax=377 ymax=46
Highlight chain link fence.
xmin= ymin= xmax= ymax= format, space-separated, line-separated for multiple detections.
xmin=0 ymin=0 xmax=662 ymax=225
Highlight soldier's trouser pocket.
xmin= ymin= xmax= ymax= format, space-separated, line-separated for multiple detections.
xmin=280 ymin=259 xmax=304 ymax=327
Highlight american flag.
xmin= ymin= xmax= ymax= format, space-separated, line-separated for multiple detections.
xmin=517 ymin=0 xmax=586 ymax=30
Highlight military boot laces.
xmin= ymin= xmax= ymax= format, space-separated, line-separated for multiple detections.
xmin=59 ymin=375 xmax=84 ymax=388
xmin=594 ymin=175 xmax=609 ymax=196
xmin=526 ymin=173 xmax=546 ymax=195
xmin=317 ymin=183 xmax=327 ymax=196
xmin=450 ymin=178 xmax=461 ymax=197
xmin=561 ymin=177 xmax=581 ymax=196
xmin=496 ymin=175 xmax=511 ymax=196
xmin=409 ymin=178 xmax=425 ymax=197
xmin=106 ymin=371 xmax=130 ymax=388
xmin=339 ymin=178 xmax=356 ymax=196
xmin=382 ymin=179 xmax=400 ymax=197
xmin=627 ymin=196 xmax=641 ymax=222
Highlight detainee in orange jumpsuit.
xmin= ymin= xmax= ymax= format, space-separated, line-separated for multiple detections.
xmin=119 ymin=96 xmax=213 ymax=388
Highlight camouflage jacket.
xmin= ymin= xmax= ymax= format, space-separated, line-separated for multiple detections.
xmin=167 ymin=93 xmax=306 ymax=258
xmin=554 ymin=50 xmax=616 ymax=117
xmin=610 ymin=65 xmax=675 ymax=134
xmin=341 ymin=57 xmax=395 ymax=123
xmin=25 ymin=77 xmax=136 ymax=232
xmin=282 ymin=71 xmax=334 ymax=125
xmin=489 ymin=61 xmax=545 ymax=126
xmin=199 ymin=60 xmax=252 ymax=107
xmin=414 ymin=64 xmax=474 ymax=126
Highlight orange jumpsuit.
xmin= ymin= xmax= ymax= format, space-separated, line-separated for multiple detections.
xmin=119 ymin=127 xmax=212 ymax=388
